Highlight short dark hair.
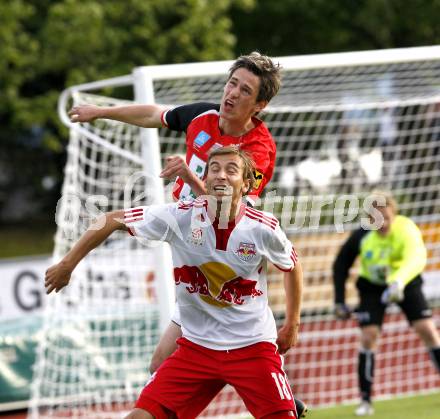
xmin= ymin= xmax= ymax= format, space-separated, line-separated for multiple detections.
xmin=228 ymin=52 xmax=282 ymax=103
xmin=205 ymin=146 xmax=256 ymax=194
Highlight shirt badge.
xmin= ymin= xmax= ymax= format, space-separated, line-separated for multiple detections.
xmin=187 ymin=227 xmax=205 ymax=246
xmin=194 ymin=130 xmax=211 ymax=148
xmin=236 ymin=242 xmax=257 ymax=261
xmin=253 ymin=169 xmax=264 ymax=189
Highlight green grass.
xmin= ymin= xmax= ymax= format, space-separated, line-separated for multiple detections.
xmin=308 ymin=392 xmax=440 ymax=419
xmin=0 ymin=220 xmax=55 ymax=258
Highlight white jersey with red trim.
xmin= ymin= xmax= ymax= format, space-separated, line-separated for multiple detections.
xmin=124 ymin=199 xmax=298 ymax=350
xmin=161 ymin=102 xmax=276 ymax=203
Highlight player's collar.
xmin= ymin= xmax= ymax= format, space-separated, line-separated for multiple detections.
xmin=209 ymin=202 xmax=246 ymax=228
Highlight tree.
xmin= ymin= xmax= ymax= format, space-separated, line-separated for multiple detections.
xmin=231 ymin=0 xmax=440 ymax=57
xmin=0 ymin=0 xmax=251 ymax=222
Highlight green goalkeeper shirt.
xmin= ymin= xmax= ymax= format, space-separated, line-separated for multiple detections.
xmin=359 ymin=215 xmax=427 ymax=286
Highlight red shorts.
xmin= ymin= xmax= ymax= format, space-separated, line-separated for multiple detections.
xmin=136 ymin=337 xmax=297 ymax=418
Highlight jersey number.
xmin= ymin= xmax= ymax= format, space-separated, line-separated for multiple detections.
xmin=271 ymin=372 xmax=292 ymax=400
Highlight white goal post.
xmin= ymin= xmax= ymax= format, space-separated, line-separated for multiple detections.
xmin=30 ymin=46 xmax=440 ymax=418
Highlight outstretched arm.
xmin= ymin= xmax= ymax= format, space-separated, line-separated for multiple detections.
xmin=277 ymin=262 xmax=303 ymax=354
xmin=68 ymin=104 xmax=166 ymax=128
xmin=45 ymin=210 xmax=127 ymax=294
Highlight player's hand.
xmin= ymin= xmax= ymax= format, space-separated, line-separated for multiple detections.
xmin=334 ymin=303 xmax=351 ymax=320
xmin=160 ymin=155 xmax=194 ymax=183
xmin=68 ymin=104 xmax=101 ymax=123
xmin=45 ymin=261 xmax=73 ymax=294
xmin=276 ymin=323 xmax=299 ymax=354
xmin=381 ymin=281 xmax=405 ymax=304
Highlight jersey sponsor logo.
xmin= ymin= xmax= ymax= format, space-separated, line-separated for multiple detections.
xmin=174 ymin=262 xmax=262 ymax=307
xmin=253 ymin=169 xmax=264 ymax=189
xmin=236 ymin=242 xmax=257 ymax=262
xmin=188 ymin=154 xmax=206 ymax=179
xmin=175 ymin=155 xmax=206 ymax=200
xmin=194 ymin=130 xmax=211 ymax=148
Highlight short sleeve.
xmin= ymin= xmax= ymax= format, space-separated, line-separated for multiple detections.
xmin=162 ymin=102 xmax=219 ymax=132
xmin=124 ymin=204 xmax=180 ymax=243
xmin=266 ymin=224 xmax=298 ymax=272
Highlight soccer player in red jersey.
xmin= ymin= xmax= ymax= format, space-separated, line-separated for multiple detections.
xmin=68 ymin=53 xmax=307 ymax=416
xmin=68 ymin=52 xmax=278 ymax=204
xmin=45 ymin=146 xmax=303 ymax=418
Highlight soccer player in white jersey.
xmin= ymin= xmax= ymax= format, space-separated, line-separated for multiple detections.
xmin=45 ymin=146 xmax=303 ymax=419
xmin=68 ymin=52 xmax=308 ymax=417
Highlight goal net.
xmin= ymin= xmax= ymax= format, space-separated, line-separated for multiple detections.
xmin=30 ymin=46 xmax=440 ymax=418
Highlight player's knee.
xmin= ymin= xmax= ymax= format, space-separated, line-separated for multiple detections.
xmin=360 ymin=325 xmax=379 ymax=349
xmin=413 ymin=319 xmax=440 ymax=347
xmin=261 ymin=410 xmax=296 ymax=418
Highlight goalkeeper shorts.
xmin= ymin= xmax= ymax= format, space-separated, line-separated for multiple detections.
xmin=355 ymin=276 xmax=432 ymax=327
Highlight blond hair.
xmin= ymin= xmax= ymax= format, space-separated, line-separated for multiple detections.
xmin=205 ymin=146 xmax=256 ymax=194
xmin=366 ymin=189 xmax=399 ymax=214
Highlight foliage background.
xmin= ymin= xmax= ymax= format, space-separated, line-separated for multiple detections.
xmin=2 ymin=0 xmax=440 ymax=255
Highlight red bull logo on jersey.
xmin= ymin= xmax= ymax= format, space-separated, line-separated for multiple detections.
xmin=174 ymin=262 xmax=263 ymax=307
xmin=236 ymin=242 xmax=256 ymax=262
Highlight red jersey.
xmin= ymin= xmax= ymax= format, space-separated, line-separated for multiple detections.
xmin=161 ymin=102 xmax=276 ymax=203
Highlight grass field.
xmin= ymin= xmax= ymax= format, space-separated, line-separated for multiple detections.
xmin=307 ymin=392 xmax=440 ymax=419
xmin=1 ymin=393 xmax=439 ymax=419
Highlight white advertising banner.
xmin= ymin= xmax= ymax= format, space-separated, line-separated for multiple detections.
xmin=0 ymin=255 xmax=51 ymax=320
xmin=0 ymin=255 xmax=438 ymax=321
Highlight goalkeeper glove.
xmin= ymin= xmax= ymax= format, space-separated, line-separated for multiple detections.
xmin=381 ymin=281 xmax=405 ymax=304
xmin=334 ymin=303 xmax=351 ymax=320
